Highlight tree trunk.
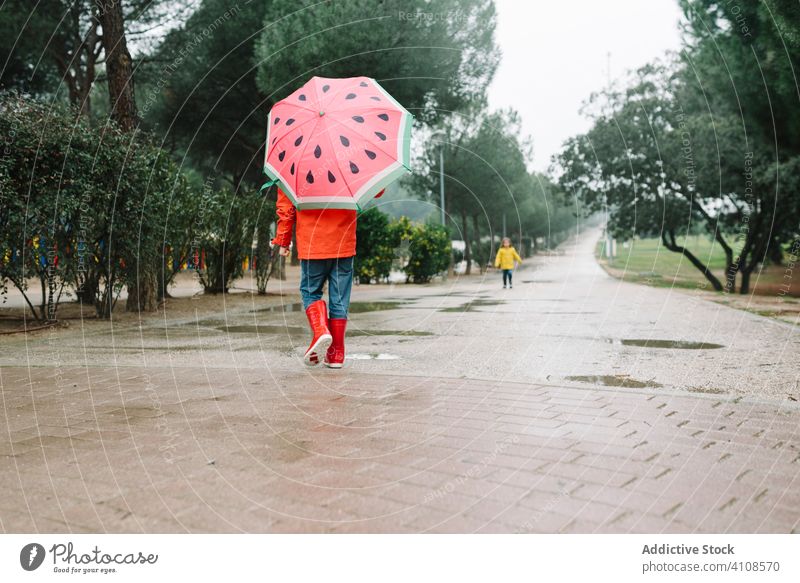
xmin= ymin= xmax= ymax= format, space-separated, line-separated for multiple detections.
xmin=472 ymin=214 xmax=484 ymax=274
xmin=691 ymin=200 xmax=735 ymax=292
xmin=126 ymin=269 xmax=158 ymax=312
xmin=768 ymin=238 xmax=783 ymax=266
xmin=96 ymin=0 xmax=138 ymax=131
xmin=461 ymin=209 xmax=471 ymax=275
xmin=97 ymin=0 xmax=157 ymax=311
xmin=662 ymin=230 xmax=723 ymax=291
xmin=724 ymin=261 xmax=737 ymax=294
xmin=739 ymin=268 xmax=752 ymax=295
xmin=76 ymin=269 xmax=99 ymax=306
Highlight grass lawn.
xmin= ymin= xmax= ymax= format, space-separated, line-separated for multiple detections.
xmin=596 ymin=235 xmax=799 ymax=298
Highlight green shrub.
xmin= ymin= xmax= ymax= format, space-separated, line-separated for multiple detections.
xmin=405 ymin=222 xmax=451 ymax=283
xmin=355 ymin=207 xmax=397 ymax=283
xmin=0 ymin=92 xmax=197 ymax=319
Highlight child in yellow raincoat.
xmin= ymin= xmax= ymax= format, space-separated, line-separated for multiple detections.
xmin=494 ymin=237 xmax=522 ymax=288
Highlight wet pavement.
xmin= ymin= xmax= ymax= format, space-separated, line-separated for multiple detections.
xmin=1 ymin=227 xmax=798 ymax=533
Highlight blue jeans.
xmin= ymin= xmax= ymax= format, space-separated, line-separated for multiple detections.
xmin=502 ymin=269 xmax=513 ymax=286
xmin=300 ymin=256 xmax=354 ymax=319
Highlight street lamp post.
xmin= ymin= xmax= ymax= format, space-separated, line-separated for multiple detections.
xmin=431 ymin=129 xmax=452 ymax=277
xmin=439 ymin=145 xmax=445 ymax=226
xmin=431 ymin=130 xmax=446 ymax=226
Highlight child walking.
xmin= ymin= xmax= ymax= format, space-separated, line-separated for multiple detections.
xmin=494 ymin=237 xmax=523 ymax=288
xmin=271 ymin=187 xmax=382 ymax=368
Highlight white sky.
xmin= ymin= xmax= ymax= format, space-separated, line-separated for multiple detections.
xmin=488 ymin=0 xmax=685 ymax=172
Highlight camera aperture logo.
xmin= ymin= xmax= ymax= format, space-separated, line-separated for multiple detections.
xmin=20 ymin=543 xmax=46 ymax=571
xmin=19 ymin=541 xmax=158 ymax=575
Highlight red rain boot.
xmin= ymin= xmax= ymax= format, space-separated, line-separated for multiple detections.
xmin=303 ymin=300 xmax=332 ymax=366
xmin=324 ymin=318 xmax=347 ymax=368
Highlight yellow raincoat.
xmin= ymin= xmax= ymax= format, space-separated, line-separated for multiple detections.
xmin=495 ymin=246 xmax=522 ymax=270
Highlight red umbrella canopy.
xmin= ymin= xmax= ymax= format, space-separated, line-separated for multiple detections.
xmin=263 ymin=76 xmax=413 ymax=210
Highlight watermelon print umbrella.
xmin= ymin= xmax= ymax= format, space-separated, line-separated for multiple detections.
xmin=263 ymin=76 xmax=413 ymax=210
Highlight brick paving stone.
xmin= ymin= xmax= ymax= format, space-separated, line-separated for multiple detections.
xmin=2 ymin=360 xmax=799 ymax=533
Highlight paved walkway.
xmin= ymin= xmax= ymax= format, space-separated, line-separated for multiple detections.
xmin=1 ymin=228 xmax=798 ymax=532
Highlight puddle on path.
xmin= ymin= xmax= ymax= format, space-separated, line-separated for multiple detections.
xmin=566 ymin=375 xmax=663 ymax=389
xmin=616 ymin=339 xmax=725 ymax=350
xmin=438 ymin=299 xmax=506 ymax=312
xmin=251 ymin=302 xmax=304 ymax=313
xmin=347 ymin=353 xmax=400 ymax=360
xmin=348 ymin=301 xmax=413 ymax=313
xmin=219 ymin=324 xmax=306 ymax=335
xmin=351 ymin=329 xmax=433 ymax=337
xmin=217 ymin=325 xmax=433 ymax=337
xmin=687 ymin=386 xmax=726 ymax=395
xmin=251 ymin=300 xmax=414 ymax=314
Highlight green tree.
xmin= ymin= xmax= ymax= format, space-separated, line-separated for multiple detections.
xmin=355 ymin=208 xmax=401 ymax=284
xmin=559 ymin=2 xmax=800 ymax=295
xmin=142 ymin=0 xmax=269 ymax=186
xmin=0 ymin=93 xmax=197 ymax=319
xmin=558 ymin=63 xmax=732 ymax=291
xmin=411 ymin=107 xmax=532 ymax=273
xmin=675 ymin=0 xmax=800 ymax=291
xmin=0 ymin=0 xmax=184 ymax=115
xmin=255 ymin=0 xmax=500 ymax=125
xmin=194 ymin=184 xmax=262 ymax=294
xmin=405 ymin=222 xmax=450 ymax=283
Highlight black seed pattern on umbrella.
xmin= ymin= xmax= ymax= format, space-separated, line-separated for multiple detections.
xmin=290 ymin=163 xmax=295 ymax=175
xmin=278 ymin=151 xmax=285 ymax=162
xmin=345 ymin=93 xmax=356 ymax=100
xmin=314 ymin=145 xmax=322 ymax=158
xmin=340 ymin=135 xmax=350 ymax=147
xmin=306 ymin=170 xmax=314 ymax=184
xmin=377 ymin=113 xmax=389 ymax=121
xmin=375 ymin=131 xmax=387 ymax=141
xmin=350 ymin=162 xmax=359 ymax=174
xmin=322 ymin=84 xmax=330 ymax=92
xmin=286 ymin=118 xmax=295 ymax=125
xmin=272 ymin=137 xmax=277 ymax=144
xmin=365 ymin=149 xmax=377 ymax=160
xmin=352 ymin=115 xmax=364 ymax=123
xmin=328 ymin=171 xmax=336 ymax=183
xmin=294 ymin=136 xmax=303 ymax=147
xmin=274 ymin=117 xmax=280 ymax=124
xmin=299 ymin=94 xmax=306 ymax=101
xmin=370 ymin=96 xmax=380 ymax=101
xmin=359 ymin=81 xmax=368 ymax=87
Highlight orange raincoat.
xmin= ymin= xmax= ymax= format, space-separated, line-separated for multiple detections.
xmin=270 ymin=188 xmax=383 ymax=260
